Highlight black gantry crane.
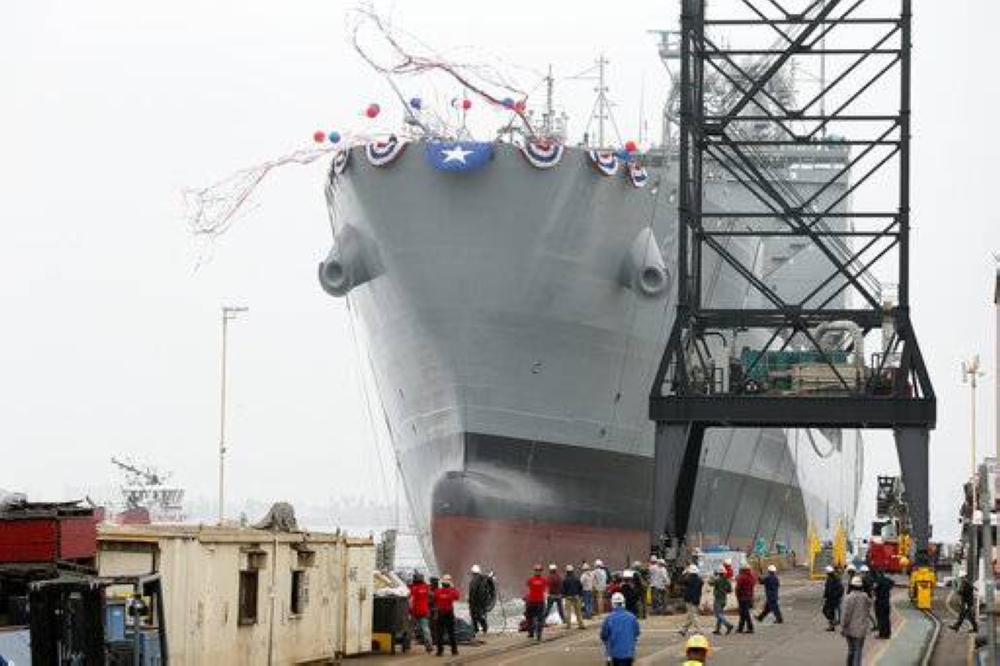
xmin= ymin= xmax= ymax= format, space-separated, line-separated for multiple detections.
xmin=650 ymin=0 xmax=935 ymax=558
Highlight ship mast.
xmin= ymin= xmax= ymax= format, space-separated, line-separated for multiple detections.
xmin=595 ymin=54 xmax=609 ymax=147
xmin=543 ymin=65 xmax=555 ymax=137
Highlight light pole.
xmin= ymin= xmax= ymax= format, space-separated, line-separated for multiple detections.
xmin=219 ymin=305 xmax=248 ymax=525
xmin=964 ymin=355 xmax=984 ymax=582
xmin=981 ymin=460 xmax=997 ymax=662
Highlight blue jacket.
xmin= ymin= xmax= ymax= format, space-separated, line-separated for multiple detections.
xmin=683 ymin=573 xmax=704 ymax=604
xmin=600 ymin=607 xmax=641 ymax=659
xmin=763 ymin=573 xmax=780 ymax=601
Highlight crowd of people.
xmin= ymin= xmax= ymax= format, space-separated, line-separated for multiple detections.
xmin=821 ymin=563 xmax=900 ymax=665
xmin=406 ymin=556 xmax=909 ymax=664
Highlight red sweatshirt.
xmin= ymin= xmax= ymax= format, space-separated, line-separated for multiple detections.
xmin=434 ymin=585 xmax=461 ymax=613
xmin=409 ymin=582 xmax=430 ymax=618
xmin=736 ymin=570 xmax=756 ymax=601
xmin=526 ymin=575 xmax=547 ymax=603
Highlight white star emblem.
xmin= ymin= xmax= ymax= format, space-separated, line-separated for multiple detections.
xmin=441 ymin=145 xmax=474 ymax=164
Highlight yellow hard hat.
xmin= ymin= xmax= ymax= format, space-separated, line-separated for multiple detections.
xmin=686 ymin=633 xmax=711 ymax=651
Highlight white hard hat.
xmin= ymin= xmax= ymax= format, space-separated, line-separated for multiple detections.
xmin=724 ymin=558 xmax=733 ymax=565
xmin=658 ymin=558 xmax=666 ymax=564
xmin=767 ymin=565 xmax=777 ymax=573
xmin=860 ymin=565 xmax=870 ymax=572
xmin=825 ymin=565 xmax=835 ymax=573
xmin=549 ymin=563 xmax=557 ymax=570
xmin=565 ymin=564 xmax=574 ymax=572
xmin=850 ymin=575 xmax=863 ymax=587
xmin=442 ymin=574 xmax=453 ymax=583
xmin=470 ymin=564 xmax=481 ymax=574
xmin=688 ymin=564 xmax=699 ymax=574
xmin=623 ymin=569 xmax=635 ymax=578
xmin=611 ymin=592 xmax=625 ymax=606
xmin=595 ymin=559 xmax=604 ymax=566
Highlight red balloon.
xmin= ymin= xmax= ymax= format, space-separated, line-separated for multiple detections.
xmin=625 ymin=140 xmax=638 ymax=152
xmin=513 ymin=100 xmax=526 ymax=113
xmin=365 ymin=104 xmax=381 ymax=119
xmin=461 ymin=98 xmax=472 ymax=111
xmin=313 ymin=130 xmax=327 ymax=143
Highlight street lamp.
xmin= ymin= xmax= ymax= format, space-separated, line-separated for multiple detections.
xmin=219 ymin=305 xmax=248 ymax=525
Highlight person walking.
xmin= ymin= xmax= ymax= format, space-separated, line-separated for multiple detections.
xmin=679 ymin=564 xmax=704 ymax=636
xmin=841 ymin=576 xmax=872 ymax=666
xmin=468 ymin=564 xmax=491 ymax=638
xmin=755 ymin=564 xmax=783 ymax=624
xmin=735 ymin=565 xmax=756 ymax=634
xmin=581 ymin=563 xmax=596 ymax=619
xmin=428 ymin=576 xmax=440 ymax=645
xmin=433 ymin=574 xmax=461 ymax=657
xmin=683 ymin=634 xmax=711 ymax=665
xmin=561 ymin=564 xmax=586 ymax=629
xmin=621 ymin=570 xmax=640 ymax=616
xmin=632 ymin=561 xmax=649 ymax=619
xmin=408 ymin=571 xmax=433 ymax=652
xmin=951 ymin=572 xmax=979 ymax=632
xmin=594 ymin=559 xmax=609 ymax=616
xmin=708 ymin=565 xmax=734 ymax=635
xmin=544 ymin=563 xmax=565 ymax=624
xmin=525 ymin=564 xmax=548 ymax=641
xmin=873 ymin=568 xmax=893 ymax=639
xmin=600 ymin=592 xmax=641 ymax=666
xmin=822 ymin=565 xmax=844 ymax=631
xmin=649 ymin=557 xmax=668 ymax=615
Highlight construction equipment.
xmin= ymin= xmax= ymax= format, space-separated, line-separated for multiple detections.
xmin=868 ymin=476 xmax=913 ymax=573
xmin=29 ymin=572 xmax=168 ymax=665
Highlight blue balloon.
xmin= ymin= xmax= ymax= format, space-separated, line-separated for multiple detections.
xmin=502 ymin=97 xmax=515 ymax=109
xmin=328 ymin=131 xmax=341 ymax=144
xmin=409 ymin=97 xmax=423 ymax=110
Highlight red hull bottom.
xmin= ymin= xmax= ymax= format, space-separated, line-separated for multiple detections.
xmin=432 ymin=514 xmax=650 ymax=591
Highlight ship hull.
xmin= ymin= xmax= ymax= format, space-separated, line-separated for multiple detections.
xmin=324 ymin=141 xmax=860 ymax=581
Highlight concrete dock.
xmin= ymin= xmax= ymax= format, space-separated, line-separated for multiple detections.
xmin=359 ymin=573 xmax=972 ymax=665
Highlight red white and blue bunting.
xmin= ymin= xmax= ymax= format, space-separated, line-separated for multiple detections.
xmin=518 ymin=140 xmax=565 ymax=169
xmin=626 ymin=163 xmax=649 ymax=188
xmin=365 ymin=136 xmax=408 ymax=167
xmin=588 ymin=150 xmax=619 ymax=176
xmin=331 ymin=149 xmax=350 ymax=177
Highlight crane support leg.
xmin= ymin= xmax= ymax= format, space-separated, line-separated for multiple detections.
xmin=894 ymin=427 xmax=930 ymax=554
xmin=652 ymin=422 xmax=706 ymax=547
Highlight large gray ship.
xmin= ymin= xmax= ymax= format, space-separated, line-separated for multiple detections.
xmin=317 ymin=129 xmax=862 ymax=583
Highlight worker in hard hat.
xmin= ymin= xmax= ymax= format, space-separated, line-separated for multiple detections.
xmin=756 ymin=564 xmax=783 ymax=624
xmin=561 ymin=564 xmax=586 ymax=630
xmin=822 ymin=565 xmax=844 ymax=631
xmin=679 ymin=563 xmax=704 ymax=636
xmin=468 ymin=563 xmax=491 ymax=639
xmin=708 ymin=565 xmax=734 ymax=635
xmin=545 ymin=563 xmax=566 ymax=625
xmin=433 ymin=574 xmax=461 ymax=656
xmin=683 ymin=633 xmax=711 ymax=665
xmin=841 ymin=576 xmax=872 ymax=666
xmin=735 ymin=565 xmax=756 ymax=634
xmin=600 ymin=591 xmax=641 ymax=665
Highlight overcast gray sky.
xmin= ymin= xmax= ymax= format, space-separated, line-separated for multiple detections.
xmin=2 ymin=1 xmax=997 ymax=540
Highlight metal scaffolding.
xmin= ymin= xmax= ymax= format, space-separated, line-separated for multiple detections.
xmin=650 ymin=0 xmax=935 ymax=556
